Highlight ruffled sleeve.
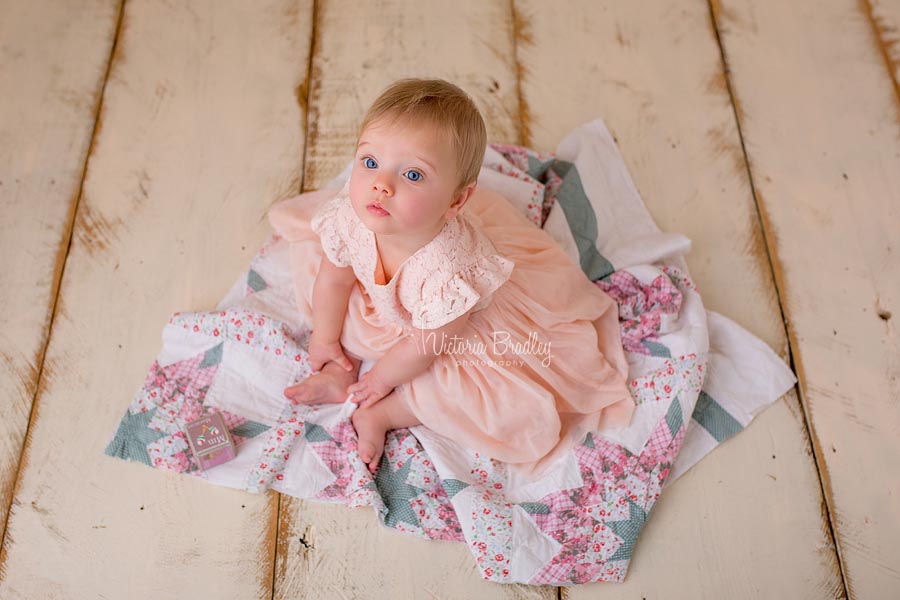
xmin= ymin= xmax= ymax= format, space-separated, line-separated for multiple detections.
xmin=310 ymin=194 xmax=352 ymax=268
xmin=407 ymin=252 xmax=514 ymax=330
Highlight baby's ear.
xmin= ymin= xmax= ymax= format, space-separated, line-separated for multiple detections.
xmin=446 ymin=182 xmax=476 ymax=219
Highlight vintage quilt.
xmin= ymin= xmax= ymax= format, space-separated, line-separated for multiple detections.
xmin=105 ymin=119 xmax=796 ymax=585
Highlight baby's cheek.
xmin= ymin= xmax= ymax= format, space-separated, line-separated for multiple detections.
xmin=404 ymin=198 xmax=433 ymax=222
xmin=348 ymin=174 xmax=364 ymax=198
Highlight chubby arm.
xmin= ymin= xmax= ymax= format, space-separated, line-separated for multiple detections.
xmin=308 ymin=255 xmax=358 ymax=372
xmin=347 ymin=309 xmax=472 ymax=408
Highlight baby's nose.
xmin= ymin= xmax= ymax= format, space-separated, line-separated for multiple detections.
xmin=372 ymin=176 xmax=393 ymax=195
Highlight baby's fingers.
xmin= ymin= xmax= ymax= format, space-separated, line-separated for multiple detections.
xmin=346 ymin=383 xmax=365 ymax=401
xmin=336 ymin=353 xmax=354 ymax=372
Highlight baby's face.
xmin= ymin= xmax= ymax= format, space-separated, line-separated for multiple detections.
xmin=349 ymin=116 xmax=464 ymax=243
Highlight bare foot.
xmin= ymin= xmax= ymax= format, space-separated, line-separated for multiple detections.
xmin=351 ymin=406 xmax=389 ymax=474
xmin=285 ymin=360 xmax=358 ymax=405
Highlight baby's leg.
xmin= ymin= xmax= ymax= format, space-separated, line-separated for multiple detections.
xmin=351 ymin=391 xmax=422 ymax=473
xmin=285 ymin=355 xmax=362 ymax=405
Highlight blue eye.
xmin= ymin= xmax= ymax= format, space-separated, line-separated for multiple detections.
xmin=364 ymin=157 xmax=377 ymax=169
xmin=404 ymin=170 xmax=422 ymax=182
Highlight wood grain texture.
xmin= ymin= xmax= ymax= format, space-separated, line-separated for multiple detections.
xmin=274 ymin=1 xmax=552 ymax=598
xmin=0 ymin=0 xmax=120 ymax=543
xmin=513 ymin=0 xmax=843 ymax=597
xmin=712 ymin=0 xmax=900 ymax=597
xmin=3 ymin=0 xmax=895 ymax=596
xmin=868 ymin=0 xmax=900 ymax=121
xmin=0 ymin=0 xmax=312 ymax=597
xmin=301 ymin=0 xmax=521 ymax=192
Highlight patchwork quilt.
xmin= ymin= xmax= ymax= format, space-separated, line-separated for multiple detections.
xmin=105 ymin=119 xmax=796 ymax=585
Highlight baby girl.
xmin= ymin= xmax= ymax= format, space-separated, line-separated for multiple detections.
xmin=269 ymin=78 xmax=634 ymax=476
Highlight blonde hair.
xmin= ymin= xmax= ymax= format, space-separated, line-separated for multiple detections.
xmin=358 ymin=78 xmax=487 ymax=195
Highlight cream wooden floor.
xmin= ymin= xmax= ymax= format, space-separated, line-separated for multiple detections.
xmin=1 ymin=0 xmax=898 ymax=598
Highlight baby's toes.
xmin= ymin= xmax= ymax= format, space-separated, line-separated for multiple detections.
xmin=289 ymin=386 xmax=306 ymax=403
xmin=357 ymin=440 xmax=374 ymax=463
xmin=368 ymin=460 xmax=380 ymax=474
xmin=368 ymin=447 xmax=383 ymax=474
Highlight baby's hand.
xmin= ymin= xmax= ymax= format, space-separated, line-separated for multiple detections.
xmin=308 ymin=335 xmax=353 ymax=373
xmin=347 ymin=370 xmax=393 ymax=409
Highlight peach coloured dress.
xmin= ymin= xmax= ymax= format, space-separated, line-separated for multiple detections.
xmin=268 ymin=182 xmax=635 ymax=477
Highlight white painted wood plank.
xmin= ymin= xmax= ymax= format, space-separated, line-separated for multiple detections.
xmin=274 ymin=2 xmax=552 ymax=598
xmin=514 ymin=1 xmax=843 ymax=597
xmin=0 ymin=0 xmax=119 ymax=541
xmin=0 ymin=1 xmax=312 ymax=597
xmin=713 ymin=0 xmax=900 ymax=597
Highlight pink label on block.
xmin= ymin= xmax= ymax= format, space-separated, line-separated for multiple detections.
xmin=183 ymin=411 xmax=236 ymax=470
